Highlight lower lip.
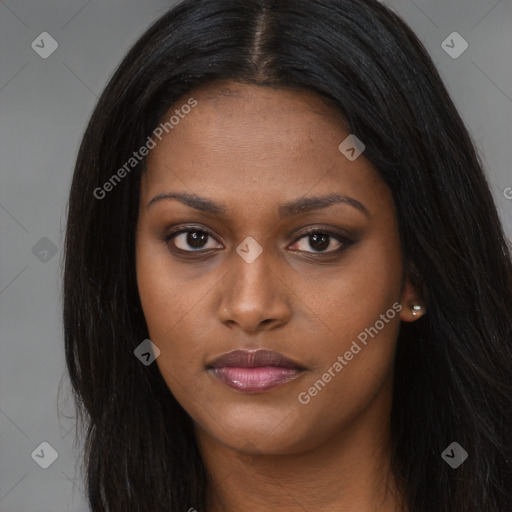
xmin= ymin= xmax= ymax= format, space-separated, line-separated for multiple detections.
xmin=210 ymin=366 xmax=303 ymax=393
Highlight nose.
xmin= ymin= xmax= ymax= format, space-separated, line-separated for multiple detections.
xmin=217 ymin=248 xmax=292 ymax=334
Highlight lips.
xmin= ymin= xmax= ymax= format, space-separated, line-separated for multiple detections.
xmin=207 ymin=349 xmax=305 ymax=393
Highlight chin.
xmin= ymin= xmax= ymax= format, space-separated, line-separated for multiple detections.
xmin=196 ymin=406 xmax=321 ymax=455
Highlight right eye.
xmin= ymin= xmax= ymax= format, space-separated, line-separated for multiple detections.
xmin=164 ymin=228 xmax=223 ymax=252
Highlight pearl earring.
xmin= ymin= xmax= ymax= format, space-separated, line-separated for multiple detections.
xmin=412 ymin=304 xmax=422 ymax=316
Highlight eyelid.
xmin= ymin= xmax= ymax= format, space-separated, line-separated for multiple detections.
xmin=291 ymin=225 xmax=352 ymax=242
xmin=164 ymin=223 xmax=217 ymax=237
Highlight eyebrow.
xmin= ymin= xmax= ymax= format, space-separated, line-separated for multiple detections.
xmin=146 ymin=191 xmax=370 ymax=219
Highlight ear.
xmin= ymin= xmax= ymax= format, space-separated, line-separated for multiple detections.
xmin=399 ymin=274 xmax=427 ymax=322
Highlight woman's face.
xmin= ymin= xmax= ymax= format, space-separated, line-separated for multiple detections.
xmin=136 ymin=81 xmax=420 ymax=454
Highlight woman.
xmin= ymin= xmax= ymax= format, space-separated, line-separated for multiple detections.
xmin=63 ymin=0 xmax=512 ymax=510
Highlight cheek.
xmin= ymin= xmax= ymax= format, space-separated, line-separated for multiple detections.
xmin=295 ymin=318 xmax=399 ymax=448
xmin=136 ymin=226 xmax=197 ymax=335
xmin=135 ymin=230 xmax=215 ymax=398
xmin=294 ymin=227 xmax=403 ymax=419
xmin=304 ymin=225 xmax=403 ymax=342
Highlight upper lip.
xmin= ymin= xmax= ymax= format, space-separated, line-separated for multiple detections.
xmin=207 ymin=349 xmax=305 ymax=370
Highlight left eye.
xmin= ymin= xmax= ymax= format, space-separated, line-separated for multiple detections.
xmin=290 ymin=231 xmax=347 ymax=253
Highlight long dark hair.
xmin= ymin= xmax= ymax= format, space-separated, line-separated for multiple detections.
xmin=63 ymin=0 xmax=512 ymax=510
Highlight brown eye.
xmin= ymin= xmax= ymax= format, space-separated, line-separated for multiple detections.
xmin=289 ymin=229 xmax=351 ymax=254
xmin=166 ymin=229 xmax=222 ymax=252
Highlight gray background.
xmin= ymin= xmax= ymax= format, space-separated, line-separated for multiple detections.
xmin=0 ymin=0 xmax=511 ymax=510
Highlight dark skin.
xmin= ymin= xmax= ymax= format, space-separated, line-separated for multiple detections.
xmin=135 ymin=81 xmax=424 ymax=511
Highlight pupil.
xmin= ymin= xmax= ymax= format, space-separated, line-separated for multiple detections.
xmin=187 ymin=231 xmax=208 ymax=249
xmin=310 ymin=233 xmax=329 ymax=251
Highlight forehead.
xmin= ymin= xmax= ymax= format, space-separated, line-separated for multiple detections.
xmin=146 ymin=81 xmax=349 ymax=170
xmin=184 ymin=81 xmax=347 ymax=126
xmin=141 ymin=81 xmax=390 ymax=222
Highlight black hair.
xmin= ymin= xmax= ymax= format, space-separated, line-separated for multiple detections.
xmin=63 ymin=0 xmax=512 ymax=510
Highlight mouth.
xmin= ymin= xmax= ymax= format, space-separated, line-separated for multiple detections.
xmin=206 ymin=349 xmax=306 ymax=393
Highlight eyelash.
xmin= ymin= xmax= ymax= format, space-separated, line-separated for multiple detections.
xmin=163 ymin=225 xmax=353 ymax=258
